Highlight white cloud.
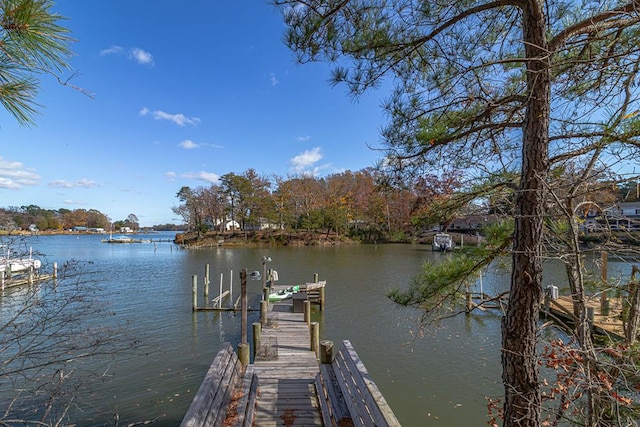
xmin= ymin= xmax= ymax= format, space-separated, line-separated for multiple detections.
xmin=129 ymin=47 xmax=154 ymax=66
xmin=100 ymin=45 xmax=154 ymax=66
xmin=179 ymin=140 xmax=199 ymax=149
xmin=296 ymin=135 xmax=311 ymax=142
xmin=182 ymin=171 xmax=221 ymax=184
xmin=64 ymin=199 xmax=87 ymax=206
xmin=0 ymin=157 xmax=40 ymax=189
xmin=100 ymin=45 xmax=124 ymax=56
xmin=290 ymin=147 xmax=323 ymax=173
xmin=140 ymin=107 xmax=200 ymax=127
xmin=270 ymin=72 xmax=279 ymax=86
xmin=166 ymin=171 xmax=176 ymax=181
xmin=48 ymin=178 xmax=97 ymax=189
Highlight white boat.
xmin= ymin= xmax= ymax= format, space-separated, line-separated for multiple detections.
xmin=0 ymin=247 xmax=41 ymax=275
xmin=432 ymin=233 xmax=454 ymax=252
xmin=268 ymin=285 xmax=300 ymax=302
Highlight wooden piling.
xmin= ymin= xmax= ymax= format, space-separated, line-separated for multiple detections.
xmin=237 ymin=342 xmax=249 ymax=366
xmin=241 ymin=269 xmax=248 ymax=344
xmin=252 ymin=322 xmax=261 ymax=359
xmin=310 ymin=321 xmax=319 ymax=356
xmin=320 ymin=340 xmax=333 ymax=364
xmin=319 ymin=286 xmax=325 ymax=310
xmin=260 ymin=300 xmax=267 ymax=324
xmin=304 ymin=300 xmax=311 ymax=326
xmin=313 ymin=273 xmax=319 ymax=283
xmin=191 ymin=275 xmax=197 ymax=311
xmin=204 ymin=264 xmax=210 ymax=298
xmin=219 ymin=272 xmax=226 ymax=308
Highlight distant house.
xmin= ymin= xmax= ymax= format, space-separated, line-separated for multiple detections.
xmin=223 ymin=220 xmax=240 ymax=231
xmin=210 ymin=218 xmax=241 ymax=231
xmin=120 ymin=227 xmax=133 ymax=233
xmin=72 ymin=226 xmax=88 ymax=232
xmin=583 ymin=201 xmax=640 ymax=232
xmin=601 ymin=202 xmax=640 ymax=231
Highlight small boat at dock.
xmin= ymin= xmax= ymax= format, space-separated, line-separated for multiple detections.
xmin=268 ymin=285 xmax=300 ymax=302
xmin=0 ymin=247 xmax=41 ymax=276
xmin=432 ymin=233 xmax=454 ymax=251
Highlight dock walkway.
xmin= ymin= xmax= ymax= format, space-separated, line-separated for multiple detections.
xmin=546 ymin=294 xmax=625 ymax=338
xmin=252 ymin=296 xmax=323 ymax=426
xmin=182 ymin=277 xmax=400 ymax=427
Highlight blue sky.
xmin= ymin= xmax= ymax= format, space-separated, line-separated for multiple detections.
xmin=0 ymin=1 xmax=389 ymax=227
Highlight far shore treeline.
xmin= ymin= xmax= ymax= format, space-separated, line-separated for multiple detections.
xmin=2 ymin=166 xmax=636 ymax=242
xmin=0 ymin=206 xmax=183 ymax=233
xmin=171 ymin=167 xmax=637 ymax=245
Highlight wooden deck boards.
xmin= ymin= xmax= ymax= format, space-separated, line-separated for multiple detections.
xmin=548 ymin=295 xmax=625 ymax=338
xmin=252 ymin=298 xmax=323 ymax=426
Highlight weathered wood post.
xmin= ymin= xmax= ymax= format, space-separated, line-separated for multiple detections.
xmin=260 ymin=300 xmax=267 ymax=324
xmin=28 ymin=266 xmax=33 ymax=285
xmin=53 ymin=262 xmax=57 ymax=280
xmin=601 ymin=251 xmax=610 ymax=315
xmin=204 ymin=264 xmax=210 ymax=299
xmin=304 ymin=300 xmax=311 ymax=327
xmin=191 ymin=275 xmax=198 ymax=311
xmin=252 ymin=322 xmax=261 ymax=359
xmin=238 ymin=342 xmax=249 ymax=366
xmin=320 ymin=340 xmax=334 ymax=364
xmin=310 ymin=321 xmax=320 ymax=356
xmin=241 ymin=269 xmax=248 ymax=344
xmin=465 ymin=291 xmax=472 ymax=313
xmin=313 ymin=273 xmax=319 ymax=283
xmin=319 ymin=286 xmax=325 ymax=311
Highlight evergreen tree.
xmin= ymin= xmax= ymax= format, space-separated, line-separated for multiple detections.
xmin=273 ymin=1 xmax=640 ymax=425
xmin=0 ymin=0 xmax=75 ymax=126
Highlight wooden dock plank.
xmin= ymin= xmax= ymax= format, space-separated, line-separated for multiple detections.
xmin=252 ymin=297 xmax=323 ymax=426
xmin=547 ymin=295 xmax=625 ymax=338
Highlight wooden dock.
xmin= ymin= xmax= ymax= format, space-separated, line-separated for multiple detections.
xmin=181 ymin=274 xmax=400 ymax=427
xmin=545 ymin=294 xmax=625 ymax=339
xmin=252 ymin=296 xmax=323 ymax=426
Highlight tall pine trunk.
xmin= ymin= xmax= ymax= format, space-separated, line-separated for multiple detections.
xmin=502 ymin=1 xmax=549 ymax=425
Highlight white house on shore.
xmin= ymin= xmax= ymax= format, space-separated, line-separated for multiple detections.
xmin=583 ymin=201 xmax=640 ymax=232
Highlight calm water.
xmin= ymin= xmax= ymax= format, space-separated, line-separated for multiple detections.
xmin=1 ymin=233 xmax=635 ymax=426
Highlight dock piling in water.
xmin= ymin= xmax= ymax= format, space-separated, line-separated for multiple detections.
xmin=191 ymin=275 xmax=197 ymax=311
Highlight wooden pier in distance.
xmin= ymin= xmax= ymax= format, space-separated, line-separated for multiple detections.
xmin=1 ymin=263 xmax=57 ymax=291
xmin=544 ymin=294 xmax=625 ymax=339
